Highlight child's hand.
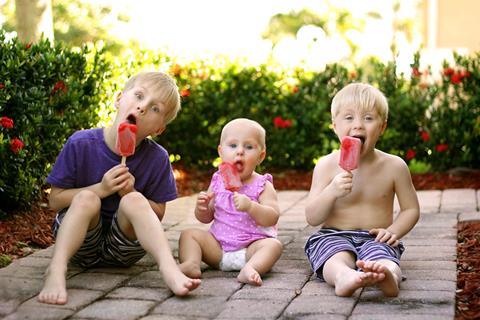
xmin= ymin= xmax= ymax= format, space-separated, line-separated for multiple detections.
xmin=118 ymin=170 xmax=135 ymax=197
xmin=196 ymin=191 xmax=214 ymax=215
xmin=369 ymin=228 xmax=399 ymax=246
xmin=329 ymin=170 xmax=353 ymax=198
xmin=100 ymin=164 xmax=131 ymax=197
xmin=233 ymin=192 xmax=252 ymax=212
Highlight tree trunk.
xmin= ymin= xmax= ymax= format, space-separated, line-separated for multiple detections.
xmin=15 ymin=0 xmax=54 ymax=43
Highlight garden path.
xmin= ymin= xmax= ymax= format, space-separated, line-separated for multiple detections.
xmin=0 ymin=189 xmax=478 ymax=319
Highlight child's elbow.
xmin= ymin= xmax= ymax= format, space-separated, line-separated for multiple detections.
xmin=256 ymin=209 xmax=280 ymax=227
xmin=305 ymin=208 xmax=317 ymax=226
xmin=305 ymin=215 xmax=316 ymax=226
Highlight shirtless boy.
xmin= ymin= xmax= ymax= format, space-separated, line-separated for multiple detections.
xmin=304 ymin=83 xmax=420 ymax=297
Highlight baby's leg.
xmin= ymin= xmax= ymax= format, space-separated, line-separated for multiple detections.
xmin=323 ymin=251 xmax=385 ymax=297
xmin=178 ymin=228 xmax=223 ymax=278
xmin=356 ymin=259 xmax=401 ymax=297
xmin=38 ymin=190 xmax=101 ymax=305
xmin=238 ymin=238 xmax=282 ymax=286
xmin=116 ymin=192 xmax=201 ymax=296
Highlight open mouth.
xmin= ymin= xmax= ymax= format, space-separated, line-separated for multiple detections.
xmin=126 ymin=114 xmax=137 ymax=125
xmin=352 ymin=135 xmax=365 ymax=145
xmin=234 ymin=161 xmax=244 ymax=172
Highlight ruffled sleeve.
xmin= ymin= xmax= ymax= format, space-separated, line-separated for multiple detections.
xmin=252 ymin=173 xmax=273 ymax=199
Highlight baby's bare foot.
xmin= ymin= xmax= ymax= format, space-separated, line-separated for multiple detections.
xmin=335 ymin=267 xmax=385 ymax=297
xmin=38 ymin=267 xmax=68 ymax=305
xmin=179 ymin=261 xmax=202 ymax=279
xmin=162 ymin=267 xmax=201 ymax=296
xmin=357 ymin=260 xmax=399 ymax=297
xmin=237 ymin=264 xmax=262 ymax=286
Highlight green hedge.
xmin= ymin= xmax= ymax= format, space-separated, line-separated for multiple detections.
xmin=407 ymin=53 xmax=480 ymax=170
xmin=1 ymin=32 xmax=478 ymax=216
xmin=0 ymin=33 xmax=109 ymax=216
xmin=162 ymin=54 xmax=479 ymax=172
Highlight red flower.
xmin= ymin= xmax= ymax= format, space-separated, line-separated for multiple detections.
xmin=283 ymin=119 xmax=293 ymax=128
xmin=25 ymin=42 xmax=32 ymax=49
xmin=51 ymin=80 xmax=67 ymax=95
xmin=180 ymin=89 xmax=190 ymax=97
xmin=406 ymin=149 xmax=416 ymax=160
xmin=10 ymin=137 xmax=24 ymax=154
xmin=450 ymin=73 xmax=462 ymax=84
xmin=443 ymin=68 xmax=454 ymax=76
xmin=411 ymin=67 xmax=421 ymax=77
xmin=273 ymin=117 xmax=283 ymax=128
xmin=435 ymin=144 xmax=448 ymax=152
xmin=1 ymin=116 xmax=14 ymax=129
xmin=273 ymin=116 xmax=293 ymax=129
xmin=0 ymin=83 xmax=4 ymax=89
xmin=420 ymin=130 xmax=430 ymax=142
xmin=460 ymin=70 xmax=471 ymax=79
xmin=292 ymin=86 xmax=299 ymax=94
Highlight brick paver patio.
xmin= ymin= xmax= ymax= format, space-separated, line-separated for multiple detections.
xmin=1 ymin=189 xmax=478 ymax=319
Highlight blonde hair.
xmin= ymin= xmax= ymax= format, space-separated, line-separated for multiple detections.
xmin=331 ymin=83 xmax=388 ymax=122
xmin=220 ymin=118 xmax=266 ymax=150
xmin=124 ymin=71 xmax=181 ymax=124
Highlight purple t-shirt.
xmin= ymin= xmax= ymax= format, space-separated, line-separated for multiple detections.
xmin=47 ymin=128 xmax=177 ymax=222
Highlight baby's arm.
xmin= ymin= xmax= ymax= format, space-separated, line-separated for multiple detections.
xmin=194 ymin=189 xmax=215 ymax=224
xmin=233 ymin=181 xmax=280 ymax=227
xmin=305 ymin=156 xmax=353 ymax=226
xmin=371 ymin=158 xmax=420 ymax=243
xmin=48 ymin=164 xmax=131 ymax=211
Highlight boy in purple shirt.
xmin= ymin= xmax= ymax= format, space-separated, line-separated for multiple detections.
xmin=38 ymin=71 xmax=200 ymax=305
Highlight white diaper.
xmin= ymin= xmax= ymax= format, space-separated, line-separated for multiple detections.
xmin=219 ymin=248 xmax=246 ymax=271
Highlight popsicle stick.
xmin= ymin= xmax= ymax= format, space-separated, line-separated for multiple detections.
xmin=121 ymin=156 xmax=127 ymax=165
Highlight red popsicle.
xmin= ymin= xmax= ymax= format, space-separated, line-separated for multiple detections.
xmin=339 ymin=136 xmax=361 ymax=171
xmin=219 ymin=162 xmax=242 ymax=192
xmin=116 ymin=122 xmax=137 ymax=164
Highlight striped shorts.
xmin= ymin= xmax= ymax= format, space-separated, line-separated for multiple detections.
xmin=304 ymin=228 xmax=404 ymax=281
xmin=53 ymin=209 xmax=146 ymax=268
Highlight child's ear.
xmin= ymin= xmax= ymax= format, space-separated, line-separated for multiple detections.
xmin=258 ymin=149 xmax=266 ymax=164
xmin=332 ymin=120 xmax=338 ymax=134
xmin=114 ymin=91 xmax=122 ymax=108
xmin=380 ymin=120 xmax=387 ymax=135
xmin=217 ymin=145 xmax=223 ymax=158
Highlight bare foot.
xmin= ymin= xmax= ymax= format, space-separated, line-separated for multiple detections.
xmin=179 ymin=261 xmax=202 ymax=279
xmin=334 ymin=267 xmax=385 ymax=297
xmin=356 ymin=260 xmax=399 ymax=297
xmin=237 ymin=264 xmax=262 ymax=286
xmin=162 ymin=267 xmax=201 ymax=296
xmin=38 ymin=267 xmax=68 ymax=305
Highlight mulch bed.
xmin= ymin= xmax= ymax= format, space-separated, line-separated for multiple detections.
xmin=0 ymin=168 xmax=479 ymax=317
xmin=456 ymin=221 xmax=480 ymax=319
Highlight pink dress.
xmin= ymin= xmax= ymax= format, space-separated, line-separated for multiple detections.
xmin=209 ymin=171 xmax=277 ymax=252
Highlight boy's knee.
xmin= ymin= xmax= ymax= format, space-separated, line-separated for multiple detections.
xmin=72 ymin=190 xmax=101 ymax=210
xmin=118 ymin=192 xmax=148 ymax=212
